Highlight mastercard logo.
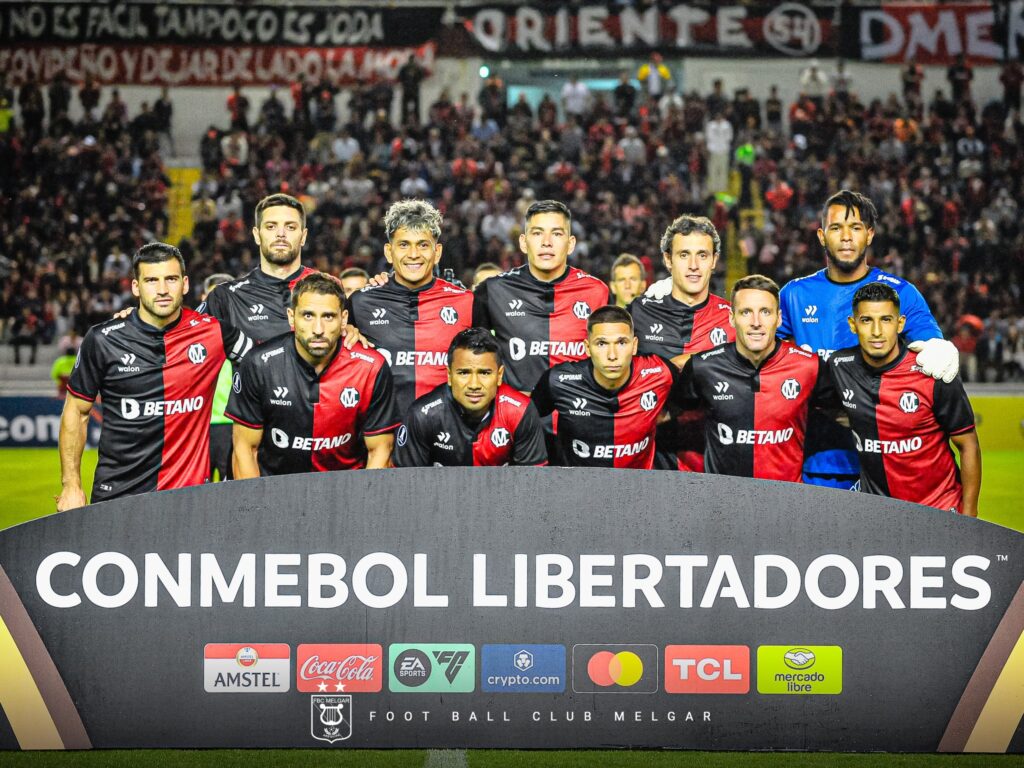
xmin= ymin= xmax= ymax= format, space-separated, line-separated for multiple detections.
xmin=587 ymin=651 xmax=645 ymax=687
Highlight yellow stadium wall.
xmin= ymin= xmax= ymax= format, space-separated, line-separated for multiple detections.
xmin=970 ymin=396 xmax=1024 ymax=451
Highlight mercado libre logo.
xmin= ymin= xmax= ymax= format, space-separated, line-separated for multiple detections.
xmin=757 ymin=645 xmax=843 ymax=695
xmin=388 ymin=643 xmax=475 ymax=693
xmin=571 ymin=644 xmax=659 ymax=694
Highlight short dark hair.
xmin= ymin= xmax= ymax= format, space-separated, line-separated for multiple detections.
xmin=447 ymin=327 xmax=502 ymax=366
xmin=524 ymin=199 xmax=571 ymax=228
xmin=821 ymin=189 xmax=878 ymax=230
xmin=255 ymin=193 xmax=306 ymax=229
xmin=852 ymin=282 xmax=900 ymax=313
xmin=290 ymin=272 xmax=345 ymax=309
xmin=731 ymin=274 xmax=780 ymax=306
xmin=132 ymin=242 xmax=185 ymax=278
xmin=611 ymin=253 xmax=644 ymax=275
xmin=203 ymin=272 xmax=234 ymax=294
xmin=339 ymin=267 xmax=370 ymax=281
xmin=660 ymin=215 xmax=721 ymax=257
xmin=473 ymin=262 xmax=501 ymax=278
xmin=587 ymin=305 xmax=634 ymax=335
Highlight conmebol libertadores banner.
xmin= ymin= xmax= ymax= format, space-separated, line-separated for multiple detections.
xmin=0 ymin=469 xmax=1021 ymax=752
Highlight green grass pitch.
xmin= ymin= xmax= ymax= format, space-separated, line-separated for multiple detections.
xmin=1 ymin=449 xmax=1021 ymax=766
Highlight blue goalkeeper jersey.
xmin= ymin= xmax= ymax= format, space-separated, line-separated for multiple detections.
xmin=779 ymin=266 xmax=942 ymax=477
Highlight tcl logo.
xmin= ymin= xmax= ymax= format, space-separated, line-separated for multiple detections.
xmin=664 ymin=645 xmax=749 ymax=694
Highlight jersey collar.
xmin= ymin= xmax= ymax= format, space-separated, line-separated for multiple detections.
xmin=585 ymin=358 xmax=635 ymax=396
xmin=823 ymin=265 xmax=879 ymax=287
xmin=390 ymin=273 xmax=437 ymax=293
xmin=729 ymin=338 xmax=783 ymax=372
xmin=288 ymin=335 xmax=343 ymax=378
xmin=443 ymin=385 xmax=494 ymax=430
xmin=253 ymin=263 xmax=309 ymax=286
xmin=858 ymin=340 xmax=909 ymax=376
xmin=130 ymin=307 xmax=183 ymax=336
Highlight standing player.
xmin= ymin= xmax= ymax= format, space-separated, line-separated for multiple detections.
xmin=609 ymin=253 xmax=647 ymax=309
xmin=394 ymin=328 xmax=548 ymax=467
xmin=828 ymin=283 xmax=980 ymax=515
xmin=57 ymin=244 xmax=252 ymax=509
xmin=473 ymin=200 xmax=609 ymax=393
xmin=202 ymin=273 xmax=237 ymax=481
xmin=346 ymin=200 xmax=473 ymax=416
xmin=779 ymin=190 xmax=959 ymax=488
xmin=677 ymin=275 xmax=832 ymax=482
xmin=227 ymin=273 xmax=398 ymax=476
xmin=202 ymin=193 xmax=319 ymax=343
xmin=531 ymin=306 xmax=678 ymax=469
xmin=632 ymin=215 xmax=735 ymax=471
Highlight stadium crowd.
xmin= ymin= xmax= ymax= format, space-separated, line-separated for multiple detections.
xmin=1 ymin=60 xmax=1022 ymax=381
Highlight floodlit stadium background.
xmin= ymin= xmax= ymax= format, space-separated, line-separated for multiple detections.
xmin=0 ymin=0 xmax=1023 ymax=764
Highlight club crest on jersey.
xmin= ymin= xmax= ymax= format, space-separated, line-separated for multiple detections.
xmin=709 ymin=327 xmax=728 ymax=345
xmin=491 ymin=427 xmax=511 ymax=448
xmin=340 ymin=387 xmax=360 ymax=408
xmin=781 ymin=378 xmax=800 ymax=400
xmin=440 ymin=306 xmax=459 ymax=325
xmin=188 ymin=343 xmax=207 ymax=365
xmin=572 ymin=301 xmax=592 ymax=320
xmin=899 ymin=392 xmax=920 ymax=413
xmin=640 ymin=391 xmax=658 ymax=411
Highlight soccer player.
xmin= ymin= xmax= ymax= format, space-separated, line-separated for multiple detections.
xmin=57 ymin=244 xmax=252 ymax=509
xmin=778 ymin=189 xmax=959 ymax=489
xmin=676 ymin=275 xmax=832 ymax=482
xmin=472 ymin=262 xmax=502 ymax=290
xmin=202 ymin=273 xmax=236 ymax=481
xmin=827 ymin=283 xmax=980 ymax=515
xmin=473 ymin=200 xmax=609 ymax=393
xmin=339 ymin=267 xmax=369 ymax=298
xmin=227 ymin=272 xmax=399 ymax=476
xmin=632 ymin=215 xmax=735 ymax=471
xmin=202 ymin=193 xmax=319 ymax=343
xmin=609 ymin=253 xmax=647 ymax=309
xmin=531 ymin=305 xmax=678 ymax=469
xmin=393 ymin=328 xmax=547 ymax=467
xmin=346 ymin=200 xmax=473 ymax=416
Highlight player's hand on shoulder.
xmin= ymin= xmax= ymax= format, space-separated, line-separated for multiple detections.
xmin=368 ymin=272 xmax=390 ymax=287
xmin=343 ymin=324 xmax=373 ymax=350
xmin=908 ymin=338 xmax=959 ymax=383
xmin=644 ymin=277 xmax=672 ymax=300
xmin=113 ymin=306 xmax=135 ymax=320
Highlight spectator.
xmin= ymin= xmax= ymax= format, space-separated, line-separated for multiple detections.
xmin=637 ymin=53 xmax=671 ymax=102
xmin=226 ymin=84 xmax=250 ymax=132
xmin=398 ymin=56 xmax=426 ymax=125
xmin=1001 ymin=61 xmax=1023 ymax=115
xmin=561 ymin=75 xmax=591 ymax=122
xmin=705 ymin=111 xmax=734 ymax=194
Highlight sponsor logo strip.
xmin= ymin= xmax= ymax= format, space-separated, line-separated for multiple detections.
xmin=571 ymin=644 xmax=658 ymax=694
xmin=389 ymin=643 xmax=476 ymax=693
xmin=481 ymin=644 xmax=566 ymax=693
xmin=297 ymin=643 xmax=383 ymax=693
xmin=203 ymin=643 xmax=290 ymax=693
xmin=756 ymin=645 xmax=842 ymax=695
xmin=664 ymin=645 xmax=750 ymax=694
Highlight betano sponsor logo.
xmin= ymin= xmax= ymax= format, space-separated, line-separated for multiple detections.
xmin=204 ymin=643 xmax=290 ymax=693
xmin=392 ymin=351 xmax=447 ymax=367
xmin=34 ymin=551 xmax=994 ymax=611
xmin=121 ymin=396 xmax=204 ymax=420
xmin=716 ymin=424 xmax=793 ymax=446
xmin=571 ymin=436 xmax=650 ymax=459
xmin=757 ymin=645 xmax=842 ymax=694
xmin=509 ymin=338 xmax=586 ymax=362
xmin=852 ymin=432 xmax=923 ymax=455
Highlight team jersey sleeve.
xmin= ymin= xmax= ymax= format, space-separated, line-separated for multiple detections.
xmin=932 ymin=376 xmax=976 ymax=436
xmin=899 ymin=282 xmax=943 ymax=343
xmin=777 ymin=285 xmax=795 ymax=340
xmin=529 ymin=370 xmax=554 ymax=417
xmin=472 ymin=280 xmax=492 ymax=329
xmin=362 ymin=364 xmax=401 ymax=435
xmin=392 ymin=406 xmax=432 ymax=467
xmin=344 ymin=292 xmax=359 ymax=328
xmin=670 ymin=357 xmax=701 ymax=408
xmin=221 ymin=322 xmax=253 ymax=364
xmin=224 ymin=358 xmax=265 ymax=429
xmin=66 ymin=328 xmax=104 ymax=401
xmin=200 ymin=286 xmax=224 ymax=320
xmin=512 ymin=401 xmax=549 ymax=466
xmin=810 ymin=356 xmax=837 ymax=409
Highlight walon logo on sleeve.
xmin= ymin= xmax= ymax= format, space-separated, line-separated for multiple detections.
xmin=481 ymin=644 xmax=566 ymax=693
xmin=296 ymin=643 xmax=383 ymax=693
xmin=203 ymin=643 xmax=290 ymax=693
xmin=664 ymin=645 xmax=750 ymax=694
xmin=571 ymin=644 xmax=659 ymax=694
xmin=756 ymin=645 xmax=843 ymax=694
xmin=388 ymin=643 xmax=475 ymax=693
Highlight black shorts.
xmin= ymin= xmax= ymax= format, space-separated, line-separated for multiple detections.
xmin=209 ymin=422 xmax=233 ymax=481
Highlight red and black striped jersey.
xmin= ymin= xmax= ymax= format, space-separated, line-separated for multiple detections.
xmin=225 ymin=337 xmax=400 ymax=475
xmin=68 ymin=307 xmax=252 ymax=501
xmin=630 ymin=292 xmax=735 ymax=473
xmin=347 ymin=276 xmax=473 ymax=415
xmin=393 ymin=383 xmax=547 ymax=467
xmin=629 ymin=292 xmax=734 ymax=358
xmin=826 ymin=343 xmax=975 ymax=512
xmin=473 ymin=265 xmax=609 ymax=392
xmin=531 ymin=354 xmax=678 ymax=469
xmin=202 ymin=264 xmax=318 ymax=344
xmin=678 ymin=341 xmax=832 ymax=482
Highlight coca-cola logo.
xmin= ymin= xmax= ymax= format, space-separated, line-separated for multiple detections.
xmin=296 ymin=644 xmax=383 ymax=693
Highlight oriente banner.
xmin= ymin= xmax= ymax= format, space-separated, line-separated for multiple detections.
xmin=0 ymin=469 xmax=1021 ymax=752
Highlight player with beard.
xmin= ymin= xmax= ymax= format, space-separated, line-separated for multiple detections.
xmin=58 ymin=244 xmax=251 ymax=508
xmin=202 ymin=193 xmax=319 ymax=344
xmin=778 ymin=190 xmax=959 ymax=489
xmin=228 ymin=273 xmax=398 ymax=476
